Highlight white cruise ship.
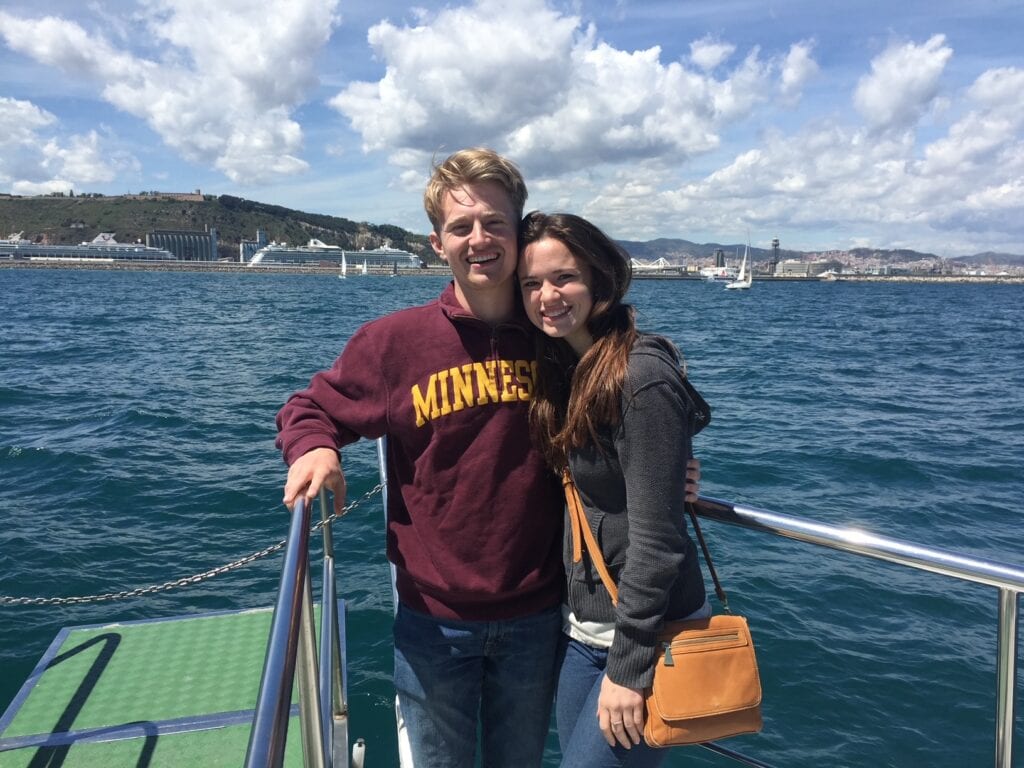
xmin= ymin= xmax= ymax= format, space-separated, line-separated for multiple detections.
xmin=0 ymin=232 xmax=177 ymax=261
xmin=248 ymin=239 xmax=422 ymax=268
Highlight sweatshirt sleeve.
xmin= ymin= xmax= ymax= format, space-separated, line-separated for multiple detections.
xmin=275 ymin=323 xmax=391 ymax=465
xmin=605 ymin=357 xmax=694 ymax=689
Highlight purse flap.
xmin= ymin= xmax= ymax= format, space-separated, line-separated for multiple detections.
xmin=649 ymin=615 xmax=762 ymax=720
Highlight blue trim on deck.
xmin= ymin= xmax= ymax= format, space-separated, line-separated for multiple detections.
xmin=0 ymin=704 xmax=300 ymax=752
xmin=0 ymin=626 xmax=73 ymax=738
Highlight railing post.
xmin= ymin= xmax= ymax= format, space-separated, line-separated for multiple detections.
xmin=296 ymin=564 xmax=327 ymax=768
xmin=319 ymin=489 xmax=350 ymax=766
xmin=994 ymin=588 xmax=1019 ymax=768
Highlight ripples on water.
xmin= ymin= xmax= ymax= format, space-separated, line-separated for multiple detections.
xmin=1 ymin=269 xmax=1021 ymax=766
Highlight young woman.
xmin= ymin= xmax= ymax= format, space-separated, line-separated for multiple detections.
xmin=517 ymin=212 xmax=709 ymax=768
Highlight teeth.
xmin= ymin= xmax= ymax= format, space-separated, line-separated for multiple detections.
xmin=468 ymin=254 xmax=498 ymax=264
xmin=544 ymin=306 xmax=570 ymax=319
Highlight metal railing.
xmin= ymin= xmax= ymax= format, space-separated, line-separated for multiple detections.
xmin=239 ymin=473 xmax=1020 ymax=768
xmin=244 ymin=493 xmax=361 ymax=768
xmin=692 ymin=495 xmax=1021 ymax=768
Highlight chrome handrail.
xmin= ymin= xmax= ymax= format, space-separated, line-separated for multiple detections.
xmin=692 ymin=496 xmax=1021 ymax=768
xmin=245 ymin=494 xmax=349 ymax=768
xmin=245 ymin=496 xmax=314 ymax=767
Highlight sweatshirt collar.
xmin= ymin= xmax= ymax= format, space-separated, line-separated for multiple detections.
xmin=438 ymin=281 xmax=534 ymax=333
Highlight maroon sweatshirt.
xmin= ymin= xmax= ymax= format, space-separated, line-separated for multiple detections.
xmin=276 ymin=283 xmax=563 ymax=621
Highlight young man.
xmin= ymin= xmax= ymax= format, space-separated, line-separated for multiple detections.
xmin=277 ymin=148 xmax=564 ymax=767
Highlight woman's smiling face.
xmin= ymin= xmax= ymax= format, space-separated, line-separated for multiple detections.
xmin=518 ymin=236 xmax=594 ymax=356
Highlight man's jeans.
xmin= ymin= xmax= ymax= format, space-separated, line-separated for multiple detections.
xmin=393 ymin=603 xmax=561 ymax=767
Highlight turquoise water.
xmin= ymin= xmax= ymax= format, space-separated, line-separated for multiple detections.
xmin=1 ymin=268 xmax=1022 ymax=767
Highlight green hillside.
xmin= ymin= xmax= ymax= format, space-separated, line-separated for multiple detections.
xmin=0 ymin=193 xmax=436 ymax=263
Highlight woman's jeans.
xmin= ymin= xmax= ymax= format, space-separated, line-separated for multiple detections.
xmin=555 ymin=601 xmax=712 ymax=768
xmin=393 ymin=603 xmax=561 ymax=768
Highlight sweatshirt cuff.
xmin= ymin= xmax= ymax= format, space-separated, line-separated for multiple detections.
xmin=283 ymin=434 xmax=340 ymax=466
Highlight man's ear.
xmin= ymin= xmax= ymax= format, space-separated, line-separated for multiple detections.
xmin=429 ymin=231 xmax=447 ymax=263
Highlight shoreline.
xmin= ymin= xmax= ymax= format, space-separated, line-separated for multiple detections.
xmin=2 ymin=259 xmax=1022 ymax=284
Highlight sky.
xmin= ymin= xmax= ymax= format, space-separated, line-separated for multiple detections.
xmin=1 ymin=0 xmax=1022 ymax=257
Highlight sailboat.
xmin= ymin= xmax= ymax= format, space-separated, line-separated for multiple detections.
xmin=338 ymin=252 xmax=348 ymax=279
xmin=361 ymin=260 xmax=368 ymax=276
xmin=725 ymin=244 xmax=753 ymax=290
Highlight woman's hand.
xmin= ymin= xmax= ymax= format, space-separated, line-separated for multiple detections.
xmin=597 ymin=676 xmax=645 ymax=748
xmin=685 ymin=457 xmax=701 ymax=503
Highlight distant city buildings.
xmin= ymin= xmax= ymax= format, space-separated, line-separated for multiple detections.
xmin=775 ymin=259 xmax=831 ymax=277
xmin=146 ymin=227 xmax=219 ymax=261
xmin=239 ymin=229 xmax=269 ymax=262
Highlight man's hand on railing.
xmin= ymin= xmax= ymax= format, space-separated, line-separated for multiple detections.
xmin=283 ymin=447 xmax=347 ymax=516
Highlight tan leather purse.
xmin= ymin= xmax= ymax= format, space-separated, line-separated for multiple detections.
xmin=563 ymin=472 xmax=763 ymax=747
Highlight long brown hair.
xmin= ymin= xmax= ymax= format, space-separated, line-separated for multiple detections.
xmin=520 ymin=211 xmax=637 ymax=470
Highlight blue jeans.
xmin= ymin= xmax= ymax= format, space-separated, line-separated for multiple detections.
xmin=555 ymin=603 xmax=712 ymax=768
xmin=555 ymin=637 xmax=667 ymax=768
xmin=393 ymin=603 xmax=561 ymax=768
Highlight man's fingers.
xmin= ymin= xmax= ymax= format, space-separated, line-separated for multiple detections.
xmin=283 ymin=476 xmax=312 ymax=510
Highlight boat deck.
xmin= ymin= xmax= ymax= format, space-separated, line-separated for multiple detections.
xmin=0 ymin=607 xmax=318 ymax=767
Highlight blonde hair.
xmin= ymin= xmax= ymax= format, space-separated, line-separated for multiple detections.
xmin=424 ymin=148 xmax=528 ymax=233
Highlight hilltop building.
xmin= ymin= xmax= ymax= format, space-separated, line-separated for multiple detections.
xmin=124 ymin=190 xmax=205 ymax=202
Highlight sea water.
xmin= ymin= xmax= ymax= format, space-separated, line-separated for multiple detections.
xmin=0 ymin=268 xmax=1021 ymax=767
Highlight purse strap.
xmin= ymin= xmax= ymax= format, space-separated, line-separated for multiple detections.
xmin=561 ymin=470 xmax=731 ymax=613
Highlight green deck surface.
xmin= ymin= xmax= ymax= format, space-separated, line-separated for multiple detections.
xmin=0 ymin=608 xmax=312 ymax=767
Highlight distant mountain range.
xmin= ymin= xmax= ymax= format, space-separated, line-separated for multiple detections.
xmin=954 ymin=251 xmax=1024 ymax=266
xmin=1 ymin=192 xmax=1020 ymax=267
xmin=620 ymin=239 xmax=1024 ymax=268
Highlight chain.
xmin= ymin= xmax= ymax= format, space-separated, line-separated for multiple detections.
xmin=0 ymin=484 xmax=384 ymax=608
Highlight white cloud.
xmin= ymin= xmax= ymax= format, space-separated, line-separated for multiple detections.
xmin=689 ymin=36 xmax=735 ymax=71
xmin=330 ymin=0 xmax=804 ymax=178
xmin=582 ymin=48 xmax=1023 ymax=254
xmin=0 ymin=0 xmax=341 ymax=183
xmin=0 ymin=96 xmax=56 ymax=146
xmin=331 ymin=0 xmax=579 ymax=154
xmin=853 ymin=34 xmax=952 ymax=130
xmin=11 ymin=178 xmax=75 ymax=196
xmin=42 ymin=130 xmax=131 ymax=183
xmin=526 ymin=33 xmax=1020 ymax=254
xmin=0 ymin=96 xmax=133 ymax=191
xmin=964 ymin=180 xmax=1024 ymax=211
xmin=918 ymin=67 xmax=1024 ymax=174
xmin=779 ymin=41 xmax=818 ymax=102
